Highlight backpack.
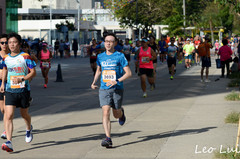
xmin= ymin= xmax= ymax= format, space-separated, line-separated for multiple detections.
xmin=198 ymin=43 xmax=207 ymax=56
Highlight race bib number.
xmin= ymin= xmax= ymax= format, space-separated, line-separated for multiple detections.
xmin=169 ymin=52 xmax=175 ymax=58
xmin=142 ymin=57 xmax=149 ymax=63
xmin=42 ymin=62 xmax=49 ymax=68
xmin=102 ymin=70 xmax=116 ymax=82
xmin=196 ymin=45 xmax=199 ymax=49
xmin=10 ymin=75 xmax=25 ymax=89
xmin=92 ymin=52 xmax=97 ymax=56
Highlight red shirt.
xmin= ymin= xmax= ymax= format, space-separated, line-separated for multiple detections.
xmin=218 ymin=45 xmax=232 ymax=61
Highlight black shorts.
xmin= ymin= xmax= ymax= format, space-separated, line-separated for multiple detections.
xmin=0 ymin=92 xmax=4 ymax=100
xmin=153 ymin=59 xmax=157 ymax=63
xmin=139 ymin=68 xmax=154 ymax=77
xmin=125 ymin=54 xmax=131 ymax=61
xmin=167 ymin=58 xmax=176 ymax=67
xmin=90 ymin=58 xmax=97 ymax=64
xmin=5 ymin=91 xmax=30 ymax=108
xmin=201 ymin=57 xmax=211 ymax=68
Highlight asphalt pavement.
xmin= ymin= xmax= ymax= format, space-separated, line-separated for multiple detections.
xmin=0 ymin=53 xmax=239 ymax=159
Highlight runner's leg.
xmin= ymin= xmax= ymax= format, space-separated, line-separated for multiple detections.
xmin=102 ymin=105 xmax=111 ymax=138
xmin=4 ymin=106 xmax=15 ymax=141
xmin=20 ymin=108 xmax=31 ymax=131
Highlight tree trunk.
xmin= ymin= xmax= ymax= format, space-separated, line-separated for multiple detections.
xmin=209 ymin=20 xmax=214 ymax=45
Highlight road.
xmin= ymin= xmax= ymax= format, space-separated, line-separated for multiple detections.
xmin=0 ymin=54 xmax=239 ymax=159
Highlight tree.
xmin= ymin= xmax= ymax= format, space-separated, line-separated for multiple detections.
xmin=104 ymin=0 xmax=174 ymax=37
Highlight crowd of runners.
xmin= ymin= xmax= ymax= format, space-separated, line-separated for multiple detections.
xmin=0 ymin=31 xmax=240 ymax=151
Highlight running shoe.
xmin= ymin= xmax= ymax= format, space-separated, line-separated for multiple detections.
xmin=29 ymin=97 xmax=33 ymax=105
xmin=119 ymin=108 xmax=126 ymax=126
xmin=1 ymin=131 xmax=6 ymax=140
xmin=150 ymin=84 xmax=155 ymax=91
xmin=44 ymin=84 xmax=47 ymax=88
xmin=205 ymin=79 xmax=211 ymax=83
xmin=2 ymin=141 xmax=13 ymax=152
xmin=200 ymin=79 xmax=204 ymax=83
xmin=170 ymin=76 xmax=173 ymax=80
xmin=101 ymin=137 xmax=112 ymax=148
xmin=178 ymin=60 xmax=182 ymax=64
xmin=25 ymin=125 xmax=33 ymax=143
xmin=143 ymin=92 xmax=147 ymax=98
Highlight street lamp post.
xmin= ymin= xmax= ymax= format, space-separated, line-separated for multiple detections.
xmin=76 ymin=0 xmax=80 ymax=32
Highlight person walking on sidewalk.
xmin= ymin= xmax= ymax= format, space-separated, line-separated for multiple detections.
xmin=136 ymin=38 xmax=157 ymax=98
xmin=1 ymin=33 xmax=36 ymax=152
xmin=218 ymin=38 xmax=233 ymax=78
xmin=0 ymin=34 xmax=9 ymax=140
xmin=38 ymin=42 xmax=52 ymax=88
xmin=91 ymin=33 xmax=132 ymax=148
xmin=200 ymin=37 xmax=213 ymax=82
xmin=72 ymin=39 xmax=78 ymax=58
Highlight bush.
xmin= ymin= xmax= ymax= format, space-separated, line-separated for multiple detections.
xmin=225 ymin=112 xmax=239 ymax=124
xmin=225 ymin=91 xmax=240 ymax=101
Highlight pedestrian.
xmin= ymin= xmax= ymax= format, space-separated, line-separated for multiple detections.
xmin=1 ymin=32 xmax=36 ymax=152
xmin=38 ymin=42 xmax=52 ymax=88
xmin=59 ymin=40 xmax=64 ymax=58
xmin=199 ymin=37 xmax=213 ymax=82
xmin=91 ymin=33 xmax=132 ymax=148
xmin=0 ymin=34 xmax=9 ymax=140
xmin=64 ymin=39 xmax=70 ymax=58
xmin=72 ymin=39 xmax=78 ymax=58
xmin=136 ymin=38 xmax=157 ymax=97
xmin=183 ymin=38 xmax=195 ymax=69
xmin=54 ymin=39 xmax=60 ymax=58
xmin=88 ymin=38 xmax=98 ymax=75
xmin=218 ymin=38 xmax=233 ymax=78
xmin=167 ymin=37 xmax=178 ymax=80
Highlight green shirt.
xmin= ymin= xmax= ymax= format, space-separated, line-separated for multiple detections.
xmin=183 ymin=44 xmax=195 ymax=56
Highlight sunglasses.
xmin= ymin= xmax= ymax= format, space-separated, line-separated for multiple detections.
xmin=0 ymin=42 xmax=8 ymax=45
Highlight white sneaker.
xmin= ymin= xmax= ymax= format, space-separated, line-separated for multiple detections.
xmin=205 ymin=79 xmax=211 ymax=83
xmin=25 ymin=125 xmax=33 ymax=143
xmin=200 ymin=79 xmax=204 ymax=83
xmin=143 ymin=92 xmax=147 ymax=98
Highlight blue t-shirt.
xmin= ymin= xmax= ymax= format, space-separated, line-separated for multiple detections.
xmin=3 ymin=52 xmax=36 ymax=93
xmin=167 ymin=45 xmax=178 ymax=59
xmin=0 ymin=55 xmax=5 ymax=87
xmin=97 ymin=51 xmax=128 ymax=90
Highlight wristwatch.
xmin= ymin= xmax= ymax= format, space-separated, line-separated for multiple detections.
xmin=22 ymin=78 xmax=25 ymax=82
xmin=116 ymin=79 xmax=119 ymax=83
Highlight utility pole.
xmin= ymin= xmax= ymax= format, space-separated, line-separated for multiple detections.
xmin=49 ymin=0 xmax=52 ymax=45
xmin=183 ymin=0 xmax=186 ymax=36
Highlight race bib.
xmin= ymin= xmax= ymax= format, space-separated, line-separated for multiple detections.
xmin=169 ymin=52 xmax=175 ymax=58
xmin=10 ymin=75 xmax=25 ymax=89
xmin=42 ymin=62 xmax=49 ymax=68
xmin=141 ymin=57 xmax=149 ymax=63
xmin=196 ymin=45 xmax=199 ymax=49
xmin=102 ymin=70 xmax=116 ymax=82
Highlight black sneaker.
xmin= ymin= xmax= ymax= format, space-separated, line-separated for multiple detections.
xmin=119 ymin=108 xmax=126 ymax=126
xmin=101 ymin=137 xmax=112 ymax=148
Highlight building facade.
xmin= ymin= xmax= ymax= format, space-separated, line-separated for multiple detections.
xmin=0 ymin=1 xmax=6 ymax=34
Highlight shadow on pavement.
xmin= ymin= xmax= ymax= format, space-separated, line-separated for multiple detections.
xmin=114 ymin=126 xmax=217 ymax=148
xmin=12 ymin=130 xmax=140 ymax=154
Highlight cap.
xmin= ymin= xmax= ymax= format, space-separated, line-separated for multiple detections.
xmin=187 ymin=38 xmax=190 ymax=41
xmin=42 ymin=43 xmax=48 ymax=46
xmin=141 ymin=38 xmax=148 ymax=42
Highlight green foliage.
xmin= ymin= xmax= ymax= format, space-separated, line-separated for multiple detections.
xmin=225 ymin=91 xmax=240 ymax=101
xmin=216 ymin=0 xmax=240 ymax=13
xmin=225 ymin=111 xmax=239 ymax=124
xmin=55 ymin=20 xmax=75 ymax=32
xmin=214 ymin=149 xmax=240 ymax=158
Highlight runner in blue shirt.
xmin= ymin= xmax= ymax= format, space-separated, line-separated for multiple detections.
xmin=91 ymin=33 xmax=132 ymax=148
xmin=0 ymin=34 xmax=8 ymax=140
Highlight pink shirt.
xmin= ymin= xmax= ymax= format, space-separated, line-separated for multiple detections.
xmin=41 ymin=49 xmax=50 ymax=60
xmin=139 ymin=47 xmax=153 ymax=69
xmin=218 ymin=45 xmax=232 ymax=61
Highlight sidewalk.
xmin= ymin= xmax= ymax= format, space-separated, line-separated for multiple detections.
xmin=0 ymin=55 xmax=239 ymax=159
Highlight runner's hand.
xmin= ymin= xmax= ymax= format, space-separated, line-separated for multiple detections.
xmin=91 ymin=84 xmax=98 ymax=89
xmin=106 ymin=80 xmax=117 ymax=88
xmin=0 ymin=85 xmax=4 ymax=93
